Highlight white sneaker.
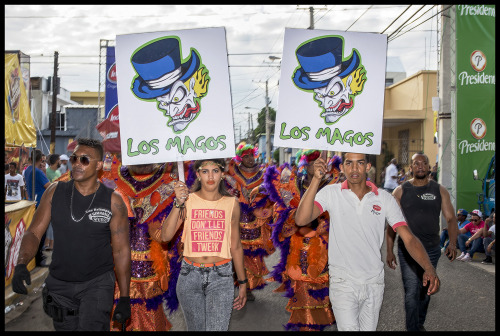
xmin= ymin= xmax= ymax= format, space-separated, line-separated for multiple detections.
xmin=461 ymin=253 xmax=472 ymax=262
xmin=456 ymin=252 xmax=466 ymax=260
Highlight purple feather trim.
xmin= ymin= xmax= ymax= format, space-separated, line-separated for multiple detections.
xmin=263 ymin=166 xmax=284 ymax=208
xmin=270 ymin=208 xmax=291 ymax=247
xmin=164 ymin=234 xmax=182 ymax=314
xmin=145 ymin=293 xmax=164 ymax=310
xmin=283 ymin=279 xmax=294 ymax=298
xmin=308 ymin=287 xmax=329 ymax=301
xmin=240 ymin=202 xmax=253 ymax=215
xmin=252 ymin=282 xmax=267 ymax=291
xmin=186 ymin=162 xmax=196 ymax=189
xmin=284 ymin=322 xmax=331 ymax=331
xmin=114 ymin=295 xmax=163 ymax=311
xmin=254 ymin=194 xmax=269 ymax=209
xmin=280 ymin=162 xmax=291 ymax=171
xmin=243 ymin=247 xmax=269 ymax=258
xmin=269 ymin=209 xmax=292 ymax=283
xmin=331 ymin=155 xmax=342 ymax=171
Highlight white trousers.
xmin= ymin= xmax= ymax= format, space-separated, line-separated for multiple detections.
xmin=329 ymin=276 xmax=385 ymax=331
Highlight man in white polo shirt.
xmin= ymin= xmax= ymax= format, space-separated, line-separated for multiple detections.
xmin=295 ymin=152 xmax=439 ymax=331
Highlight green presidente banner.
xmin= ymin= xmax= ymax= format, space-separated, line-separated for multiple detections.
xmin=455 ymin=5 xmax=495 ymax=213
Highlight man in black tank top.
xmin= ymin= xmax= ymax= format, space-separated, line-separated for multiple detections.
xmin=385 ymin=153 xmax=458 ymax=331
xmin=11 ymin=138 xmax=131 ymax=331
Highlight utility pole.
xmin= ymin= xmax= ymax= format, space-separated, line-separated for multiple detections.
xmin=247 ymin=113 xmax=251 ymax=141
xmin=438 ymin=5 xmax=455 ymax=227
xmin=298 ymin=5 xmax=327 ymax=29
xmin=50 ymin=51 xmax=59 ymax=154
xmin=265 ymin=79 xmax=271 ymax=163
xmin=250 ymin=113 xmax=254 ymax=143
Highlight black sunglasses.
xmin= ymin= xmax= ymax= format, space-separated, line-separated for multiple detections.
xmin=69 ymin=154 xmax=97 ymax=166
xmin=470 ymin=219 xmax=479 ymax=222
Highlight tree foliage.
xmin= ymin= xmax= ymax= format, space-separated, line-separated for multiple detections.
xmin=251 ymin=107 xmax=276 ymax=140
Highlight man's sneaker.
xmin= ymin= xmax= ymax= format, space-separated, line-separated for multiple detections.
xmin=461 ymin=253 xmax=472 ymax=262
xmin=456 ymin=252 xmax=466 ymax=260
xmin=482 ymin=256 xmax=493 ymax=264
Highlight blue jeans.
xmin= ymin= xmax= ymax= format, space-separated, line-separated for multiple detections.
xmin=176 ymin=259 xmax=235 ymax=331
xmin=458 ymin=234 xmax=485 ymax=257
xmin=439 ymin=230 xmax=449 ymax=248
xmin=397 ymin=243 xmax=441 ymax=331
xmin=484 ymin=237 xmax=496 ymax=256
xmin=46 ymin=223 xmax=54 ymax=240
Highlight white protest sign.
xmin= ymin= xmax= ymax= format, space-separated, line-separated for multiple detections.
xmin=274 ymin=28 xmax=387 ymax=154
xmin=115 ymin=27 xmax=235 ymax=166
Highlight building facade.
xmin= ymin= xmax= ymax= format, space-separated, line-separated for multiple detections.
xmin=376 ymin=70 xmax=438 ymax=186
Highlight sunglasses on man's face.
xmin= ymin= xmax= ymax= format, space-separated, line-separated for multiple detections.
xmin=69 ymin=154 xmax=97 ymax=166
xmin=470 ymin=219 xmax=479 ymax=222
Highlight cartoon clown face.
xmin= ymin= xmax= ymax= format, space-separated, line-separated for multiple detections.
xmin=156 ymin=78 xmax=200 ymax=132
xmin=292 ymin=35 xmax=366 ymax=125
xmin=314 ymin=75 xmax=353 ymax=124
xmin=130 ymin=36 xmax=210 ymax=134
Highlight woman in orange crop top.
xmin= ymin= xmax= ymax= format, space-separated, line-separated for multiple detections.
xmin=161 ymin=158 xmax=247 ymax=331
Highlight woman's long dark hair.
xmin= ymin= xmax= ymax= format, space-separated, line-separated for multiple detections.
xmin=190 ymin=158 xmax=232 ymax=196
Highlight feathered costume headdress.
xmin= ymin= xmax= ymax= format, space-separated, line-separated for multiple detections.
xmin=234 ymin=142 xmax=259 ymax=163
xmin=295 ymin=149 xmax=321 ymax=175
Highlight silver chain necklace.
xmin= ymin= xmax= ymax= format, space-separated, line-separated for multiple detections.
xmin=70 ymin=181 xmax=99 ymax=222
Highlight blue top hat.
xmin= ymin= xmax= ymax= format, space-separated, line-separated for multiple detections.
xmin=292 ymin=36 xmax=360 ymax=90
xmin=131 ymin=37 xmax=200 ymax=99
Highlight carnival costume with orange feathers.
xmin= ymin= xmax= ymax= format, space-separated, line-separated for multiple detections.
xmin=263 ymin=150 xmax=341 ymax=331
xmin=224 ymin=143 xmax=275 ymax=292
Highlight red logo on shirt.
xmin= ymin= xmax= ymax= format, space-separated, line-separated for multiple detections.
xmin=373 ymin=205 xmax=381 ymax=211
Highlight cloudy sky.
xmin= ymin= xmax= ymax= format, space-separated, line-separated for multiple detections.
xmin=5 ymin=4 xmax=443 ymax=137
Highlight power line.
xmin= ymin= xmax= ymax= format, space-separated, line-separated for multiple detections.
xmin=388 ymin=5 xmax=426 ymax=38
xmin=388 ymin=5 xmax=436 ymax=40
xmin=31 ymin=62 xmax=99 ymax=65
xmin=380 ymin=5 xmax=412 ymax=34
xmin=5 ymin=11 xmax=296 ymax=19
xmin=314 ymin=6 xmax=334 ymax=25
xmin=345 ymin=5 xmax=373 ymax=31
xmin=389 ymin=5 xmax=451 ymax=42
xmin=30 ymin=52 xmax=281 ymax=58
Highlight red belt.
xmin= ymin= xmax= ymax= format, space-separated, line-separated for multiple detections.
xmin=183 ymin=257 xmax=231 ymax=268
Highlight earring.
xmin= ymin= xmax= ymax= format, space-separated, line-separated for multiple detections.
xmin=198 ymin=177 xmax=201 ymax=181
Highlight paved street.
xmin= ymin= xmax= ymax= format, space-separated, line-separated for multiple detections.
xmin=5 ymin=241 xmax=495 ymax=331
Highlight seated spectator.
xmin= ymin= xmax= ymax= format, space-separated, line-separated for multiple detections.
xmin=457 ymin=209 xmax=485 ymax=262
xmin=441 ymin=209 xmax=470 ymax=250
xmin=482 ymin=211 xmax=495 ymax=264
